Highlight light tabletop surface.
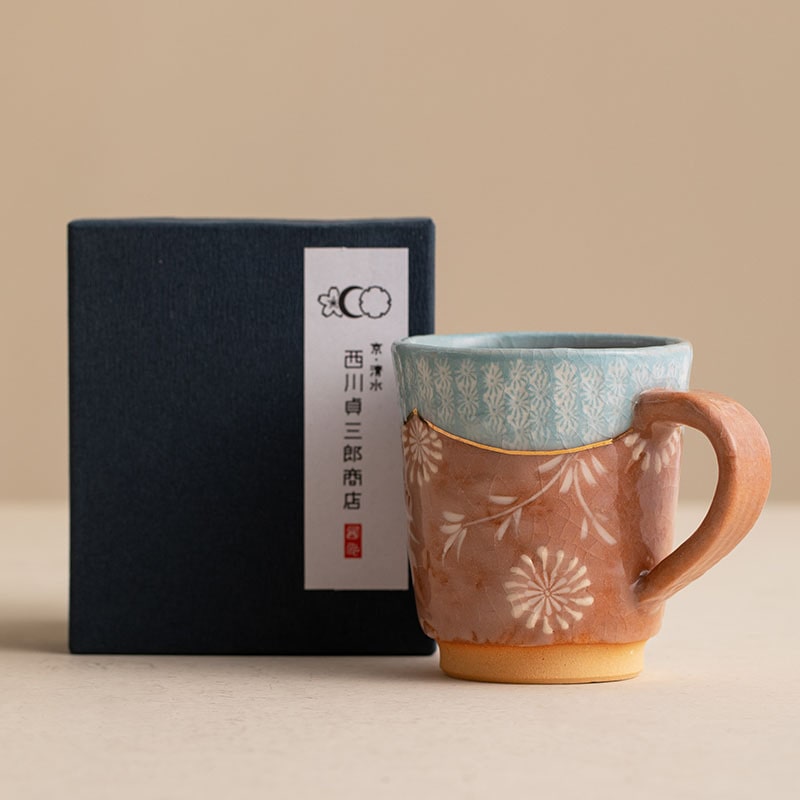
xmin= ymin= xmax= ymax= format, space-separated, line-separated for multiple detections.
xmin=0 ymin=503 xmax=797 ymax=799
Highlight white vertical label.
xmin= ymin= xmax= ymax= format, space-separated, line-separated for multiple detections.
xmin=304 ymin=248 xmax=409 ymax=590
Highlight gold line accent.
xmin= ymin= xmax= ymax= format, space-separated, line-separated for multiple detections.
xmin=405 ymin=409 xmax=626 ymax=456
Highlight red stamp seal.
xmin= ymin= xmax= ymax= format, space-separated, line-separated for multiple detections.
xmin=344 ymin=523 xmax=362 ymax=559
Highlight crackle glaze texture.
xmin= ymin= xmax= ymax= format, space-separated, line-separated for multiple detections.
xmin=402 ymin=413 xmax=681 ymax=647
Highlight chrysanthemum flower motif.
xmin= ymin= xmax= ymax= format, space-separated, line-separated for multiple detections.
xmin=507 ymin=359 xmax=529 ymax=391
xmin=482 ymin=362 xmax=504 ymax=397
xmin=504 ymin=547 xmax=594 ymax=635
xmin=553 ymin=361 xmax=579 ymax=439
xmin=527 ymin=363 xmax=551 ymax=442
xmin=433 ymin=359 xmax=455 ymax=425
xmin=624 ymin=428 xmax=681 ymax=473
xmin=402 ymin=414 xmax=443 ymax=486
xmin=504 ymin=378 xmax=530 ymax=436
xmin=607 ymin=358 xmax=628 ymax=398
xmin=455 ymin=359 xmax=479 ymax=419
xmin=416 ymin=359 xmax=434 ymax=404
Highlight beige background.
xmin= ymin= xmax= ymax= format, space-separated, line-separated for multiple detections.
xmin=1 ymin=1 xmax=797 ymax=502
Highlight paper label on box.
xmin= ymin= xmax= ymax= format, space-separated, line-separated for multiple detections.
xmin=304 ymin=248 xmax=409 ymax=590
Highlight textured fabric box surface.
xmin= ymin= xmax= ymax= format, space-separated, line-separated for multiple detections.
xmin=68 ymin=218 xmax=435 ymax=654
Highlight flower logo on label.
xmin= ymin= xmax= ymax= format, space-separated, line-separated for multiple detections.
xmin=402 ymin=413 xmax=443 ymax=486
xmin=318 ymin=287 xmax=343 ymax=317
xmin=318 ymin=285 xmax=392 ymax=319
xmin=504 ymin=547 xmax=594 ymax=635
xmin=358 ymin=286 xmax=392 ymax=318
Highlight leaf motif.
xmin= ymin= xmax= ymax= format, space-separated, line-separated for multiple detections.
xmin=455 ymin=529 xmax=468 ymax=560
xmin=580 ymin=517 xmax=589 ymax=539
xmin=512 ymin=508 xmax=522 ymax=532
xmin=539 ymin=456 xmax=564 ymax=474
xmin=489 ymin=495 xmax=517 ymax=506
xmin=496 ymin=516 xmax=512 ymax=541
xmin=440 ymin=522 xmax=463 ymax=534
xmin=590 ymin=454 xmax=606 ymax=474
xmin=442 ymin=511 xmax=465 ymax=523
xmin=579 ymin=460 xmax=596 ymax=486
xmin=559 ymin=466 xmax=574 ymax=493
xmin=442 ymin=532 xmax=458 ymax=559
xmin=592 ymin=519 xmax=617 ymax=545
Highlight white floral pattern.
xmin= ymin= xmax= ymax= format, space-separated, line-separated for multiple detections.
xmin=606 ymin=358 xmax=628 ymax=399
xmin=416 ymin=358 xmax=434 ymax=406
xmin=580 ymin=364 xmax=606 ymax=441
xmin=544 ymin=452 xmax=616 ymax=544
xmin=504 ymin=547 xmax=595 ymax=634
xmin=631 ymin=364 xmax=653 ymax=395
xmin=526 ymin=362 xmax=551 ymax=444
xmin=438 ymin=442 xmax=616 ymax=560
xmin=400 ymin=407 xmax=687 ymax=646
xmin=402 ymin=413 xmax=443 ymax=486
xmin=505 ymin=359 xmax=531 ymax=448
xmin=553 ymin=361 xmax=580 ymax=440
xmin=455 ymin=359 xmax=479 ymax=419
xmin=393 ymin=349 xmax=691 ymax=451
xmin=433 ymin=359 xmax=455 ymax=426
xmin=397 ymin=348 xmax=694 ymax=648
xmin=482 ymin=362 xmax=506 ymax=436
xmin=623 ymin=428 xmax=681 ymax=473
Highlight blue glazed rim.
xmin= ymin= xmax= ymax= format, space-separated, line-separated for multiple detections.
xmin=394 ymin=331 xmax=690 ymax=355
xmin=392 ymin=332 xmax=692 ymax=451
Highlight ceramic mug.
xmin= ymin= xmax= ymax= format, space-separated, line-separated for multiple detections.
xmin=392 ymin=333 xmax=771 ymax=683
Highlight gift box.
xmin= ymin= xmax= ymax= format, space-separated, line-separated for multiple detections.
xmin=68 ymin=218 xmax=435 ymax=654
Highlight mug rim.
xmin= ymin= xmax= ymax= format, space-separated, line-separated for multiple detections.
xmin=394 ymin=331 xmax=690 ymax=355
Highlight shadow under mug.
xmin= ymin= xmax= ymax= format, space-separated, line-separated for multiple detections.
xmin=392 ymin=332 xmax=771 ymax=683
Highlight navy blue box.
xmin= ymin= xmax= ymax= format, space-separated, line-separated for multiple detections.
xmin=68 ymin=218 xmax=435 ymax=654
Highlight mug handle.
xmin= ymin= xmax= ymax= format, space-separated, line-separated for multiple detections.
xmin=631 ymin=389 xmax=771 ymax=607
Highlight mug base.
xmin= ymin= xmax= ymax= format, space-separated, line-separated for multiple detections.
xmin=438 ymin=641 xmax=646 ymax=684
